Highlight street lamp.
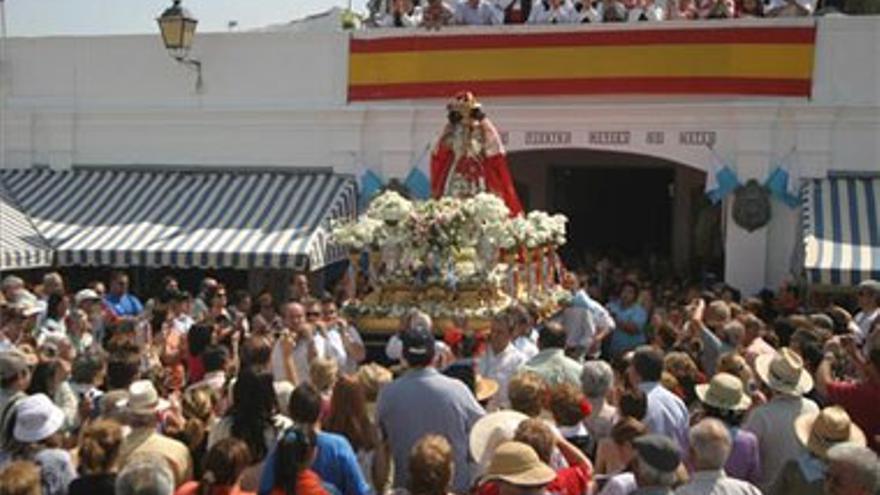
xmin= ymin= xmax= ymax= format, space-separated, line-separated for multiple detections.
xmin=157 ymin=0 xmax=202 ymax=91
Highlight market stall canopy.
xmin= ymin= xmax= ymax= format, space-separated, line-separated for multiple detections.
xmin=803 ymin=176 xmax=880 ymax=285
xmin=0 ymin=169 xmax=356 ymax=270
xmin=0 ymin=183 xmax=54 ymax=271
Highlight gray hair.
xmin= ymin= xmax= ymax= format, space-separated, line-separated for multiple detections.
xmin=115 ymin=455 xmax=174 ymax=495
xmin=826 ymin=443 xmax=880 ymax=493
xmin=636 ymin=454 xmax=677 ymax=487
xmin=689 ymin=418 xmax=732 ymax=470
xmin=1 ymin=276 xmax=24 ymax=290
xmin=581 ymin=360 xmax=614 ymax=399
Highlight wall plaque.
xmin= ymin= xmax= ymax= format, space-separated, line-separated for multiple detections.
xmin=524 ymin=131 xmax=572 ymax=146
xmin=589 ymin=131 xmax=631 ymax=145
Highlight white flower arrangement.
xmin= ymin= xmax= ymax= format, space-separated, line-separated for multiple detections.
xmin=366 ymin=190 xmax=414 ymax=223
xmin=526 ymin=211 xmax=553 ymax=248
xmin=506 ymin=215 xmax=533 ymax=249
xmin=549 ymin=213 xmax=568 ymax=246
xmin=466 ymin=193 xmax=510 ymax=226
xmin=331 ymin=217 xmax=383 ymax=250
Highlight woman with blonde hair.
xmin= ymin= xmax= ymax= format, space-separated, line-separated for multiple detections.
xmin=69 ymin=419 xmax=125 ymax=495
xmin=177 ymin=387 xmax=217 ymax=477
xmin=0 ymin=461 xmax=42 ymax=495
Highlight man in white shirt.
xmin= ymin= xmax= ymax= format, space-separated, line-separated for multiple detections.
xmin=378 ymin=0 xmax=423 ymax=27
xmin=675 ymin=418 xmax=762 ymax=495
xmin=454 ymin=0 xmax=504 ymax=25
xmin=527 ymin=0 xmax=579 ymax=22
xmin=629 ymin=345 xmax=690 ymax=453
xmin=509 ymin=305 xmax=539 ymax=360
xmin=854 ymin=280 xmax=880 ymax=351
xmin=744 ymin=348 xmax=819 ymax=492
xmin=478 ymin=312 xmax=528 ymax=409
xmin=271 ymin=302 xmax=326 ymax=385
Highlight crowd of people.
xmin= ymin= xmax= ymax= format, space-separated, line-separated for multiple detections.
xmin=369 ymin=0 xmax=860 ymax=29
xmin=0 ymin=263 xmax=879 ymax=495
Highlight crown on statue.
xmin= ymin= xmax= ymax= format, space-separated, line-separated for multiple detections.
xmin=446 ymin=91 xmax=483 ymax=120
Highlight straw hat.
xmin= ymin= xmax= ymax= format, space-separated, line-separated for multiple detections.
xmin=483 ymin=441 xmax=557 ymax=487
xmin=119 ymin=380 xmax=170 ymax=415
xmin=695 ymin=372 xmax=752 ymax=411
xmin=475 ymin=376 xmax=499 ymax=403
xmin=755 ymin=347 xmax=813 ymax=396
xmin=470 ymin=410 xmax=529 ymax=469
xmin=795 ymin=406 xmax=866 ymax=459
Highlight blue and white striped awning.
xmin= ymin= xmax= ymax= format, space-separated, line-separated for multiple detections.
xmin=0 ymin=184 xmax=53 ymax=271
xmin=0 ymin=169 xmax=356 ymax=270
xmin=803 ymin=176 xmax=880 ymax=285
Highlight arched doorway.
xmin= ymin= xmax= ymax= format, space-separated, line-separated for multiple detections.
xmin=508 ymin=148 xmax=723 ymax=278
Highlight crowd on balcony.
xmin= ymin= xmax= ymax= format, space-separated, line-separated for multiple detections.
xmin=368 ymin=0 xmax=869 ymax=28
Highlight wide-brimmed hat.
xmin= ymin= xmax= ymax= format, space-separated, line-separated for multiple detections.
xmin=13 ymin=393 xmax=65 ymax=443
xmin=795 ymin=406 xmax=866 ymax=459
xmin=755 ymin=347 xmax=813 ymax=396
xmin=695 ymin=372 xmax=752 ymax=411
xmin=470 ymin=410 xmax=528 ymax=468
xmin=119 ymin=380 xmax=170 ymax=415
xmin=74 ymin=288 xmax=102 ymax=306
xmin=483 ymin=441 xmax=556 ymax=487
xmin=475 ymin=376 xmax=499 ymax=403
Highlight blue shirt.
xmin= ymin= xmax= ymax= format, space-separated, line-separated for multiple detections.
xmin=638 ymin=382 xmax=690 ymax=454
xmin=606 ymin=301 xmax=648 ymax=357
xmin=104 ymin=293 xmax=144 ymax=317
xmin=258 ymin=431 xmax=370 ymax=495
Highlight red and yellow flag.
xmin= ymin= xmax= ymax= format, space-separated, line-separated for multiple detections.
xmin=348 ymin=25 xmax=816 ymax=101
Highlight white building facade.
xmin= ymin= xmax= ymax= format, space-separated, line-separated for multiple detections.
xmin=1 ymin=16 xmax=879 ymax=295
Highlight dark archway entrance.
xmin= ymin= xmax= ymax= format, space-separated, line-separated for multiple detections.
xmin=508 ymin=148 xmax=723 ymax=278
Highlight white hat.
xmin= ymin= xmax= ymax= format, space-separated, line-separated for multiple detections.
xmin=74 ymin=289 xmax=101 ymax=306
xmin=469 ymin=410 xmax=529 ymax=470
xmin=13 ymin=393 xmax=65 ymax=443
xmin=755 ymin=347 xmax=814 ymax=396
xmin=120 ymin=380 xmax=170 ymax=415
xmin=695 ymin=372 xmax=752 ymax=411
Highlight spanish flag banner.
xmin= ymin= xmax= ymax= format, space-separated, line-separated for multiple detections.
xmin=348 ymin=24 xmax=816 ymax=101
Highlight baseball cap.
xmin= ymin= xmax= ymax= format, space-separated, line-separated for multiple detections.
xmin=74 ymin=289 xmax=101 ymax=306
xmin=402 ymin=325 xmax=436 ymax=364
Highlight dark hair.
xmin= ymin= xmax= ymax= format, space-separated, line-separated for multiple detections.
xmin=202 ymin=346 xmax=229 ymax=374
xmin=274 ymin=426 xmax=317 ymax=495
xmin=110 ymin=271 xmax=128 ymax=283
xmin=46 ymin=293 xmax=66 ymax=320
xmin=204 ymin=284 xmax=226 ymax=306
xmin=289 ymin=384 xmax=322 ymax=425
xmin=26 ymin=360 xmax=62 ymax=397
xmin=703 ymin=404 xmax=745 ymax=427
xmin=188 ymin=324 xmax=214 ymax=357
xmin=106 ymin=352 xmax=141 ymax=390
xmin=538 ymin=321 xmax=567 ymax=350
xmin=632 ymin=345 xmax=664 ymax=382
xmin=619 ymin=388 xmax=647 ymax=420
xmin=231 ymin=290 xmax=250 ymax=307
xmin=772 ymin=317 xmax=797 ymax=347
xmin=72 ymin=351 xmax=107 ymax=385
xmin=230 ymin=369 xmax=278 ymax=460
xmin=240 ymin=336 xmax=272 ymax=370
xmin=199 ymin=438 xmax=252 ymax=495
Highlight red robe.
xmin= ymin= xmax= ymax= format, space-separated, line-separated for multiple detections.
xmin=429 ymin=120 xmax=523 ymax=216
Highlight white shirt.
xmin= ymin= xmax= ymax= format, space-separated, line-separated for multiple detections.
xmin=172 ymin=314 xmax=193 ymax=335
xmin=766 ymin=0 xmax=815 ymax=13
xmin=639 ymin=381 xmax=690 ymax=454
xmin=558 ymin=304 xmax=596 ymax=350
xmin=377 ymin=7 xmax=423 ymax=27
xmin=855 ymin=307 xmax=879 ymax=341
xmin=675 ymin=470 xmax=762 ymax=495
xmin=528 ymin=1 xmax=579 ymax=23
xmin=599 ymin=472 xmax=637 ymax=495
xmin=271 ymin=333 xmax=327 ymax=384
xmin=454 ymin=0 xmax=503 ymax=25
xmin=326 ymin=324 xmax=364 ymax=374
xmin=513 ymin=334 xmax=539 ymax=360
xmin=743 ymin=394 xmax=819 ymax=491
xmin=478 ymin=343 xmax=527 ymax=408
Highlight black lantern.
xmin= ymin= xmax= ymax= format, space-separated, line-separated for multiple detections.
xmin=157 ymin=0 xmax=202 ymax=90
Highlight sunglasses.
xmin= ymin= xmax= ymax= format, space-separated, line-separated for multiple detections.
xmin=306 ymin=312 xmax=321 ymax=318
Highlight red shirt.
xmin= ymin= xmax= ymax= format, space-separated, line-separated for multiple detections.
xmin=827 ymin=379 xmax=880 ymax=451
xmin=269 ymin=470 xmax=329 ymax=495
xmin=476 ymin=464 xmax=591 ymax=495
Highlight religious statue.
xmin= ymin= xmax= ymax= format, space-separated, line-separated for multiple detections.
xmin=430 ymin=92 xmax=524 ymax=216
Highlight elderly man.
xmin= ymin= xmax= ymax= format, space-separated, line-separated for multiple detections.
xmin=454 ymin=0 xmax=504 ymax=25
xmin=824 ymin=443 xmax=880 ymax=495
xmin=115 ymin=455 xmax=176 ymax=495
xmin=629 ymin=345 xmax=689 ymax=453
xmin=632 ymin=434 xmax=681 ymax=495
xmin=854 ymin=280 xmax=880 ymax=349
xmin=479 ymin=311 xmax=527 ymax=409
xmin=581 ymin=360 xmax=619 ymax=444
xmin=0 ymin=350 xmax=32 ymax=453
xmin=744 ymin=347 xmax=819 ymax=492
xmin=523 ymin=321 xmax=583 ymax=387
xmin=676 ymin=418 xmax=762 ymax=495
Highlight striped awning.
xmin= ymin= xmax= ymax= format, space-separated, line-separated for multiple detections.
xmin=802 ymin=176 xmax=880 ymax=285
xmin=0 ymin=184 xmax=53 ymax=271
xmin=0 ymin=169 xmax=356 ymax=270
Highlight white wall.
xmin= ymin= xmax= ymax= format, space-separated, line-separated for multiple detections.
xmin=2 ymin=17 xmax=879 ymax=293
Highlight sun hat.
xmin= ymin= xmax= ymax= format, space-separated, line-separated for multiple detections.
xmin=73 ymin=288 xmax=101 ymax=306
xmin=470 ymin=410 xmax=529 ymax=469
xmin=119 ymin=380 xmax=170 ymax=415
xmin=475 ymin=375 xmax=499 ymax=403
xmin=13 ymin=393 xmax=65 ymax=443
xmin=755 ymin=347 xmax=814 ymax=396
xmin=795 ymin=406 xmax=866 ymax=459
xmin=695 ymin=372 xmax=752 ymax=411
xmin=483 ymin=441 xmax=557 ymax=487
xmin=0 ymin=350 xmax=30 ymax=380
xmin=633 ymin=434 xmax=681 ymax=473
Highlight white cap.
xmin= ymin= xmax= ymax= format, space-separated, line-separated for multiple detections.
xmin=13 ymin=393 xmax=65 ymax=443
xmin=74 ymin=289 xmax=101 ymax=306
